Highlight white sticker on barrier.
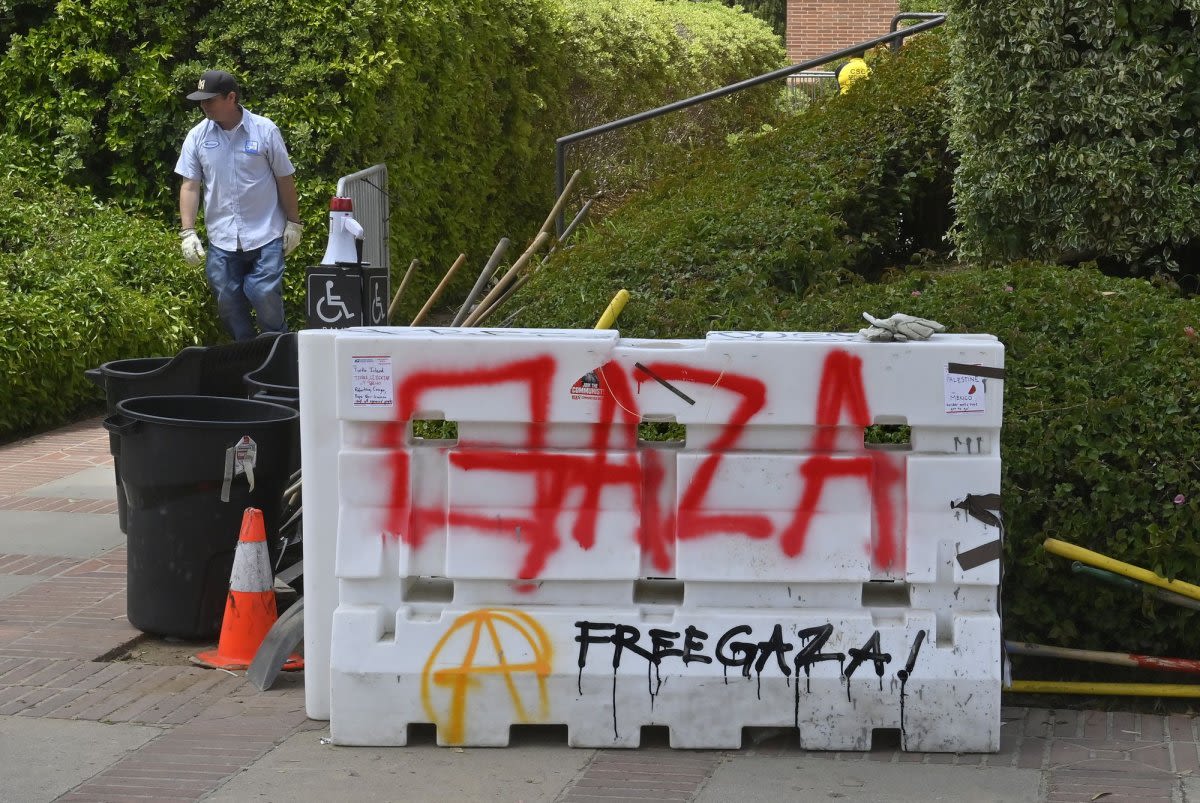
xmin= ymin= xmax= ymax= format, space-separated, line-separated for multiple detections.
xmin=351 ymin=355 xmax=393 ymax=407
xmin=944 ymin=365 xmax=985 ymax=414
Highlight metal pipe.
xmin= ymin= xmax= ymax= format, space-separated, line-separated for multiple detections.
xmin=551 ymin=15 xmax=947 ymax=227
xmin=1005 ymin=641 xmax=1200 ymax=675
xmin=335 ymin=163 xmax=389 ymax=195
xmin=1043 ymin=537 xmax=1200 ymax=602
xmin=1007 ymin=680 xmax=1200 ymax=697
xmin=544 ymin=199 xmax=593 ymax=265
xmin=1070 ymin=561 xmax=1200 ymax=612
xmin=890 ymin=12 xmax=946 ymax=50
xmin=452 ymin=238 xmax=511 ymax=326
xmin=555 ymin=145 xmax=568 ymax=235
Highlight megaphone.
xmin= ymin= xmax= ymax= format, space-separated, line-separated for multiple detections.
xmin=320 ymin=196 xmax=365 ymax=266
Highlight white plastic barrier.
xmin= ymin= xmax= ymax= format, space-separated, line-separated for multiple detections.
xmin=299 ymin=328 xmax=1005 ymax=750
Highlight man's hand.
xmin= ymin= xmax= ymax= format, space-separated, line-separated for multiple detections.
xmin=859 ymin=311 xmax=946 ymax=342
xmin=283 ymin=221 xmax=303 ymax=256
xmin=180 ymin=229 xmax=205 ymax=266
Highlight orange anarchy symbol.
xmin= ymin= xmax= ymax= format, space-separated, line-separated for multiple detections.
xmin=421 ymin=608 xmax=553 ymax=744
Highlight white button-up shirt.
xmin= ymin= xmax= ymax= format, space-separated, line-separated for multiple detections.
xmin=174 ymin=108 xmax=295 ymax=252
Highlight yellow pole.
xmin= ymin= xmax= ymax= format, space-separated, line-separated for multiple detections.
xmin=1008 ymin=680 xmax=1200 ymax=697
xmin=1043 ymin=537 xmax=1200 ymax=602
xmin=594 ymin=289 xmax=630 ymax=330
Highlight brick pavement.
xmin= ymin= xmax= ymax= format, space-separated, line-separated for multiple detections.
xmin=2 ymin=418 xmax=1200 ymax=802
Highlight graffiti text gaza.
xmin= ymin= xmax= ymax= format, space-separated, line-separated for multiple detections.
xmin=381 ymin=348 xmax=906 ymax=581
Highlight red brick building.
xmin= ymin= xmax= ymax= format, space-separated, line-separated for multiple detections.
xmin=786 ymin=0 xmax=900 ymax=63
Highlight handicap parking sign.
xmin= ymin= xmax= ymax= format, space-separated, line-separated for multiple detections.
xmin=366 ymin=274 xmax=388 ymax=326
xmin=305 ymin=269 xmax=362 ymax=329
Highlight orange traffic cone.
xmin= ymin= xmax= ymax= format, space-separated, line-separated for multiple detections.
xmin=192 ymin=507 xmax=303 ymax=671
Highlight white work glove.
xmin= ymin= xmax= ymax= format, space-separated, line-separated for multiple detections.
xmin=859 ymin=311 xmax=946 ymax=342
xmin=180 ymin=229 xmax=205 ymax=266
xmin=283 ymin=220 xmax=303 ymax=256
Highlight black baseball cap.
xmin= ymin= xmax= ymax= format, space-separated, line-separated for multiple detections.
xmin=186 ymin=70 xmax=239 ymax=101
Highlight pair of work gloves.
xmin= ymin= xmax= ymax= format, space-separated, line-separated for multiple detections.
xmin=858 ymin=312 xmax=945 ymax=342
xmin=180 ymin=221 xmax=304 ymax=266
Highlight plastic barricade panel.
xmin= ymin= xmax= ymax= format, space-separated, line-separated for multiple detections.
xmin=329 ymin=605 xmax=1000 ymax=751
xmin=300 ymin=327 xmax=1005 ymax=750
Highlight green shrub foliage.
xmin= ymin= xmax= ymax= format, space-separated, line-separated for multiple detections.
xmin=561 ymin=0 xmax=785 ymax=200
xmin=783 ymin=264 xmax=1200 ymax=658
xmin=0 ymin=0 xmax=784 ymax=322
xmin=0 ymin=157 xmax=221 ymax=438
xmin=723 ymin=0 xmax=786 ymax=38
xmin=514 ymin=33 xmax=954 ymax=335
xmin=946 ymin=0 xmax=1200 ymax=272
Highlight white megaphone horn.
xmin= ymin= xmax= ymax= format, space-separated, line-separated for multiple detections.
xmin=321 ymin=196 xmax=365 ymax=266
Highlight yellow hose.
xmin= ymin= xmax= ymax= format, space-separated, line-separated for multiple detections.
xmin=1008 ymin=680 xmax=1200 ymax=697
xmin=594 ymin=289 xmax=630 ymax=330
xmin=1043 ymin=537 xmax=1200 ymax=602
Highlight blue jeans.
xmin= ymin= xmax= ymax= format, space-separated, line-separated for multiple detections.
xmin=204 ymin=239 xmax=288 ymax=341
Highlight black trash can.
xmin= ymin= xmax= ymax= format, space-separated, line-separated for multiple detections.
xmin=242 ymin=332 xmax=299 ymax=409
xmin=104 ymin=395 xmax=299 ymax=640
xmin=86 ymin=335 xmax=281 ymax=534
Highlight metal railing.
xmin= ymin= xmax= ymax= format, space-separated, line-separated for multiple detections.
xmin=889 ymin=12 xmax=946 ymax=50
xmin=786 ymin=71 xmax=837 ymax=105
xmin=553 ymin=14 xmax=947 ymax=234
xmin=335 ymin=164 xmax=390 ymax=274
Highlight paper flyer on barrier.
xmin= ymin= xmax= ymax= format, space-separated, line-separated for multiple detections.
xmin=351 ymin=355 xmax=394 ymax=407
xmin=944 ymin=364 xmax=986 ymax=414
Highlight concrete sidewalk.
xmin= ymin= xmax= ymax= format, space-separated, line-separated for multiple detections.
xmin=0 ymin=419 xmax=1196 ymax=802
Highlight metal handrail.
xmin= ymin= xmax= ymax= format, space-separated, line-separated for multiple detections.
xmin=889 ymin=12 xmax=946 ymax=50
xmin=553 ymin=14 xmax=947 ymax=234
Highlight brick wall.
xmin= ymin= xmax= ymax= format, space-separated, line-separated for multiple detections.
xmin=786 ymin=0 xmax=900 ymax=63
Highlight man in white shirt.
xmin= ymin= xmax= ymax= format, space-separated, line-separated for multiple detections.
xmin=175 ymin=69 xmax=303 ymax=340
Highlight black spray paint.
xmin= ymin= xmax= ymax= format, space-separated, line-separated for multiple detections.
xmin=575 ymin=621 xmax=924 ymax=741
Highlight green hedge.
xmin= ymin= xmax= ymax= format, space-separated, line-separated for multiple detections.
xmin=560 ymin=0 xmax=785 ymax=202
xmin=782 ymin=264 xmax=1200 ymax=658
xmin=0 ymin=0 xmax=784 ymax=325
xmin=946 ymin=0 xmax=1200 ymax=272
xmin=513 ymin=33 xmax=953 ymax=333
xmin=0 ymin=0 xmax=572 ymax=321
xmin=723 ymin=0 xmax=786 ymax=38
xmin=0 ymin=159 xmax=220 ymax=437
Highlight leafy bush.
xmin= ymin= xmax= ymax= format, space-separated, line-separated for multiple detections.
xmin=946 ymin=0 xmax=1200 ymax=273
xmin=0 ymin=0 xmax=573 ymax=321
xmin=722 ymin=0 xmax=786 ymax=38
xmin=513 ymin=33 xmax=954 ymax=333
xmin=560 ymin=0 xmax=785 ymax=201
xmin=781 ymin=263 xmax=1200 ymax=658
xmin=0 ymin=158 xmax=220 ymax=438
xmin=1 ymin=0 xmax=784 ymax=324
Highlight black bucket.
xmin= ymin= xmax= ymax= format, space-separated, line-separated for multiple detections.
xmin=87 ymin=335 xmax=281 ymax=533
xmin=104 ymin=395 xmax=298 ymax=640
